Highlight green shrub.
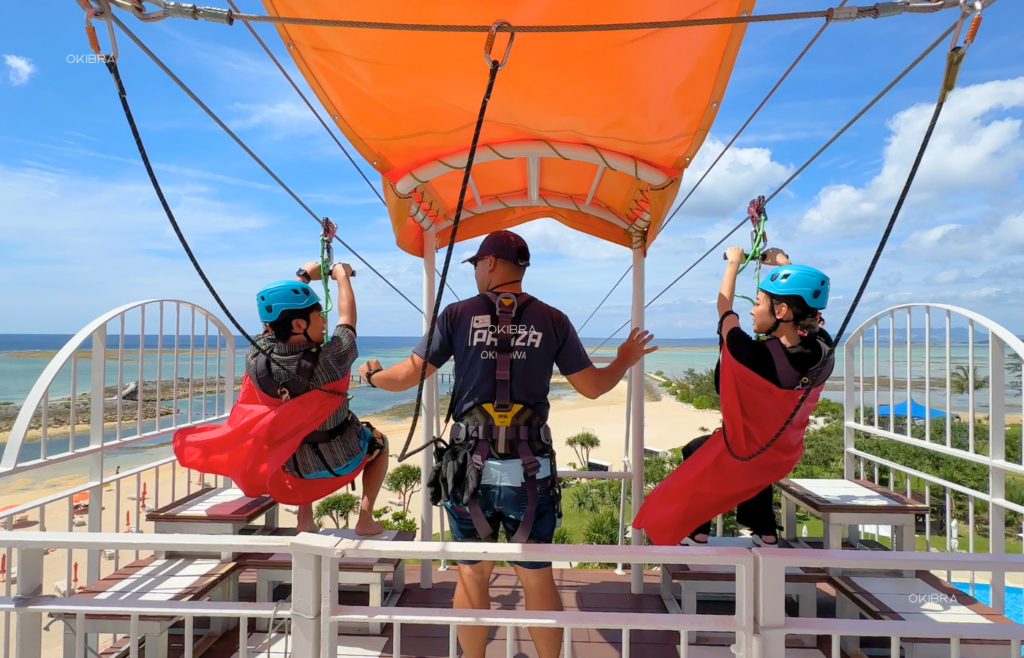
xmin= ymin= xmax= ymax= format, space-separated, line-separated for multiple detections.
xmin=692 ymin=395 xmax=716 ymax=410
xmin=314 ymin=492 xmax=359 ymax=529
xmin=583 ymin=509 xmax=620 ymax=546
xmin=553 ymin=527 xmax=572 ymax=544
xmin=667 ymin=368 xmax=721 ymax=409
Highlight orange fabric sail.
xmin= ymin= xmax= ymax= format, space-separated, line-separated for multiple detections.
xmin=264 ymin=0 xmax=755 ymax=255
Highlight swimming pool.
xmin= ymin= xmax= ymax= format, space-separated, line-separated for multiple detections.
xmin=952 ymin=582 xmax=1024 ymax=623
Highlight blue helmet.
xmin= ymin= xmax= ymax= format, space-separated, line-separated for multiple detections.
xmin=256 ymin=280 xmax=321 ymax=323
xmin=758 ymin=264 xmax=830 ymax=310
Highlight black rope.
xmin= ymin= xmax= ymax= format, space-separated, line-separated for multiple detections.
xmin=220 ymin=4 xmax=466 ymax=303
xmin=110 ymin=14 xmax=423 ymax=315
xmin=723 ymin=93 xmax=949 ymax=462
xmin=105 ymin=58 xmax=346 ymax=398
xmin=397 ymin=59 xmax=504 ymax=463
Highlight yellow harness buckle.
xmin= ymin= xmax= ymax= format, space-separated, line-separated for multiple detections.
xmin=481 ymin=403 xmax=523 ymax=427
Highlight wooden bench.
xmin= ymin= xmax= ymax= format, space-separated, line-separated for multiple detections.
xmin=779 ymin=478 xmax=927 ymax=553
xmin=659 ymin=537 xmax=828 ymax=645
xmin=53 ymin=557 xmax=239 ymax=658
xmin=832 ymin=571 xmax=1015 ymax=657
xmin=238 ymin=528 xmax=414 ymax=634
xmin=147 ymin=488 xmax=278 ymax=558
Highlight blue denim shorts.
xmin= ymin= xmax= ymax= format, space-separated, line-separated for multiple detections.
xmin=444 ymin=476 xmax=558 ymax=570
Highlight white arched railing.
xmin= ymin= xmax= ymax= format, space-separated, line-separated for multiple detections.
xmin=842 ymin=303 xmax=1024 ymax=614
xmin=0 ymin=299 xmax=235 ymax=475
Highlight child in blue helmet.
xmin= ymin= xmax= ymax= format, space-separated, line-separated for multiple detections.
xmin=249 ymin=261 xmax=389 ymax=535
xmin=680 ymin=246 xmax=833 ymax=546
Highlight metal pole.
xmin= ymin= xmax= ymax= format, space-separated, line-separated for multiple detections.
xmin=615 ymin=372 xmax=633 ymax=575
xmin=989 ymin=333 xmax=1006 ymax=613
xmin=87 ymin=323 xmax=107 ymax=586
xmin=420 ymin=229 xmax=437 ymax=589
xmin=629 ymin=246 xmax=645 ymax=594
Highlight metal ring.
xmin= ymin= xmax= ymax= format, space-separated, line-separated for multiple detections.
xmin=959 ymin=0 xmax=982 ymax=14
xmin=483 ymin=20 xmax=515 ymax=70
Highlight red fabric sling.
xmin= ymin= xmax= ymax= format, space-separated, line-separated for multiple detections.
xmin=173 ymin=375 xmax=367 ymax=505
xmin=632 ymin=342 xmax=823 ymax=545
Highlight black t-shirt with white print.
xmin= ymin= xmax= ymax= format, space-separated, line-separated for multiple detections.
xmin=414 ymin=293 xmax=592 ymax=422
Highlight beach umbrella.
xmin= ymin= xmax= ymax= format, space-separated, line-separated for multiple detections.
xmin=266 ymin=0 xmax=753 ymax=255
xmin=877 ymin=399 xmax=957 ymax=421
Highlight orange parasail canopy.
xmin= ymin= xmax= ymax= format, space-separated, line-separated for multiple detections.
xmin=263 ymin=0 xmax=755 ymax=257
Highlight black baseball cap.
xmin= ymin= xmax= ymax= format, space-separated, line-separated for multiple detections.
xmin=463 ymin=230 xmax=531 ymax=267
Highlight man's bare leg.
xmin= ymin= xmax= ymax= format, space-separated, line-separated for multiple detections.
xmin=453 ymin=561 xmax=495 ymax=658
xmin=296 ymin=504 xmax=318 ymax=533
xmin=513 ymin=565 xmax=563 ymax=658
xmin=354 ymin=446 xmax=388 ymax=536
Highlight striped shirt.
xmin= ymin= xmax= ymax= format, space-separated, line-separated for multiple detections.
xmin=245 ymin=324 xmax=358 ymax=432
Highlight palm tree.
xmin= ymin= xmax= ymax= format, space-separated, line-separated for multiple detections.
xmin=950 ymin=365 xmax=987 ymax=395
xmin=566 ymin=431 xmax=601 ymax=468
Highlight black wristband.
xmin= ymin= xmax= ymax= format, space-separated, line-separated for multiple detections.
xmin=365 ymin=368 xmax=382 ymax=388
xmin=296 ymin=268 xmax=311 ymax=283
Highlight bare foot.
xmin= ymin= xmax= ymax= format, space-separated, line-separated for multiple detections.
xmin=354 ymin=519 xmax=385 ymax=537
xmin=297 ymin=519 xmax=319 ymax=533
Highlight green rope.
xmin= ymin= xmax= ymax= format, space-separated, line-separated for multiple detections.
xmin=319 ymin=233 xmax=334 ymax=347
xmin=734 ymin=199 xmax=768 ymax=306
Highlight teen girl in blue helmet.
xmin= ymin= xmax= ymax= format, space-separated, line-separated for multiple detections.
xmin=635 ymin=245 xmax=834 ymax=546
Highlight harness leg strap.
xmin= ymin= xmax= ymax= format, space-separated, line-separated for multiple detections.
xmin=511 ymin=430 xmax=539 ymax=544
xmin=468 ymin=439 xmax=494 ymax=541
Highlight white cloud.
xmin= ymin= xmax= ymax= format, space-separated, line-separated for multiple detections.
xmin=513 ymin=218 xmax=627 ymax=261
xmin=230 ymin=102 xmax=319 ymax=137
xmin=800 ymin=78 xmax=1024 ymax=236
xmin=902 ymin=212 xmax=1024 ymax=261
xmin=3 ymin=55 xmax=35 ymax=85
xmin=672 ymin=137 xmax=793 ymax=220
xmin=934 ymin=268 xmax=969 ymax=285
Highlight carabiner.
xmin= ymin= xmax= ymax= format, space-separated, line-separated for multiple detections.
xmin=483 ymin=20 xmax=515 ymax=70
xmin=83 ymin=0 xmax=119 ymax=62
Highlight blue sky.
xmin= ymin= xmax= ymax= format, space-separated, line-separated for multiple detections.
xmin=2 ymin=1 xmax=1023 ymax=340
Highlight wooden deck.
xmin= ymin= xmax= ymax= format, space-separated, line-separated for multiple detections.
xmin=109 ymin=565 xmax=839 ymax=658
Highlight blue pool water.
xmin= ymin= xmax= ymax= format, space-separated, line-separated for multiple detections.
xmin=952 ymin=582 xmax=1024 ymax=623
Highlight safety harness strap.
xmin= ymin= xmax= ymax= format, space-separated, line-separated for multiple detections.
xmin=511 ymin=430 xmax=540 ymax=544
xmin=487 ymin=292 xmax=517 ymax=411
xmin=764 ymin=336 xmax=835 ymax=390
xmin=255 ymin=347 xmax=321 ymax=401
xmin=468 ymin=439 xmax=494 ymax=540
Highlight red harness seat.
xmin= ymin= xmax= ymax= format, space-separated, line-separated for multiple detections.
xmin=173 ymin=376 xmax=367 ymax=505
xmin=632 ymin=343 xmax=825 ymax=545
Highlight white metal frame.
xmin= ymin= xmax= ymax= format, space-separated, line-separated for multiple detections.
xmin=1 ymin=299 xmax=236 ymax=476
xmin=398 ymin=141 xmax=668 ymax=234
xmin=843 ymin=303 xmax=1024 ymax=615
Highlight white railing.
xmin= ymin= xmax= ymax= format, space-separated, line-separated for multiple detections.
xmin=0 ymin=300 xmax=236 ymax=656
xmin=303 ymin=536 xmax=754 ymax=658
xmin=843 ymin=303 xmax=1024 ymax=614
xmin=0 ymin=533 xmax=290 ymax=658
xmin=756 ymin=547 xmax=1024 ymax=658
xmin=1 ymin=299 xmax=235 ymax=477
xmin=7 ymin=532 xmax=1024 ymax=658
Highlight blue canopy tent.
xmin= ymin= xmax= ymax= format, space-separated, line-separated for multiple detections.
xmin=877 ymin=399 xmax=959 ymax=421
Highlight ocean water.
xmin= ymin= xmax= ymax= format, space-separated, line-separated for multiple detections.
xmin=0 ymin=334 xmax=723 ymax=410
